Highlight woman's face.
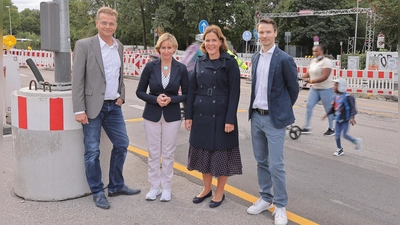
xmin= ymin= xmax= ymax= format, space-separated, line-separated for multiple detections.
xmin=312 ymin=46 xmax=323 ymax=58
xmin=159 ymin=40 xmax=176 ymax=60
xmin=204 ymin=32 xmax=222 ymax=59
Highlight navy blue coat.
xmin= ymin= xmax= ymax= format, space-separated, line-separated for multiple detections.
xmin=248 ymin=47 xmax=299 ymax=128
xmin=136 ymin=58 xmax=189 ymax=122
xmin=185 ymin=52 xmax=240 ymax=150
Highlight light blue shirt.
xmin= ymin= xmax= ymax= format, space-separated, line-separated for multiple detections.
xmin=253 ymin=45 xmax=276 ymax=110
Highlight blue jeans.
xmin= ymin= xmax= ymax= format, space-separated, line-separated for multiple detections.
xmin=335 ymin=121 xmax=356 ymax=149
xmin=251 ymin=113 xmax=287 ymax=208
xmin=305 ymin=87 xmax=334 ymax=130
xmin=82 ymin=101 xmax=129 ymax=195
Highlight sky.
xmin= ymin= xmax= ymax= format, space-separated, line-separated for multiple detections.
xmin=12 ymin=0 xmax=42 ymax=12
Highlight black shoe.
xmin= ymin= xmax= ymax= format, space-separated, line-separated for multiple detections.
xmin=323 ymin=128 xmax=335 ymax=136
xmin=209 ymin=194 xmax=225 ymax=208
xmin=93 ymin=194 xmax=110 ymax=209
xmin=192 ymin=190 xmax=212 ymax=204
xmin=300 ymin=128 xmax=312 ymax=134
xmin=108 ymin=185 xmax=141 ymax=197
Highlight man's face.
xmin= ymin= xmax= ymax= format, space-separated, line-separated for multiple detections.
xmin=96 ymin=13 xmax=117 ymax=39
xmin=257 ymin=23 xmax=277 ymax=49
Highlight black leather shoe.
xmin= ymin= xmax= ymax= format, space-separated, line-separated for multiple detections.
xmin=93 ymin=194 xmax=110 ymax=209
xmin=192 ymin=190 xmax=212 ymax=204
xmin=209 ymin=194 xmax=225 ymax=208
xmin=108 ymin=185 xmax=141 ymax=197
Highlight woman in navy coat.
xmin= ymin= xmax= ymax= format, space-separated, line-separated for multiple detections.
xmin=136 ymin=33 xmax=189 ymax=202
xmin=185 ymin=25 xmax=242 ymax=208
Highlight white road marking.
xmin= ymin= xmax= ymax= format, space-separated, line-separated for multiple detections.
xmin=330 ymin=199 xmax=360 ymax=211
xmin=20 ymin=73 xmax=29 ymax=77
xmin=129 ymin=105 xmax=144 ymax=110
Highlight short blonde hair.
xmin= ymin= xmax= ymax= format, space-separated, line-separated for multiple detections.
xmin=155 ymin=33 xmax=178 ymax=54
xmin=96 ymin=7 xmax=118 ymax=21
xmin=200 ymin=25 xmax=229 ymax=53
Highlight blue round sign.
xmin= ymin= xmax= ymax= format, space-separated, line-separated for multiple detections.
xmin=253 ymin=28 xmax=258 ymax=39
xmin=242 ymin=30 xmax=252 ymax=41
xmin=198 ymin=20 xmax=209 ymax=34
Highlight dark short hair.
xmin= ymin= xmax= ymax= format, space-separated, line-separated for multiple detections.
xmin=256 ymin=18 xmax=277 ymax=31
xmin=313 ymin=45 xmax=325 ymax=54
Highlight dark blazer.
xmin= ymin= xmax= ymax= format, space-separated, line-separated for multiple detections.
xmin=136 ymin=58 xmax=189 ymax=122
xmin=248 ymin=46 xmax=299 ymax=128
xmin=72 ymin=35 xmax=125 ymax=119
xmin=185 ymin=52 xmax=240 ymax=150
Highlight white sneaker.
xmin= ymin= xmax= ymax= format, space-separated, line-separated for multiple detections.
xmin=355 ymin=138 xmax=362 ymax=150
xmin=145 ymin=188 xmax=161 ymax=201
xmin=272 ymin=207 xmax=288 ymax=225
xmin=247 ymin=197 xmax=274 ymax=215
xmin=160 ymin=189 xmax=171 ymax=202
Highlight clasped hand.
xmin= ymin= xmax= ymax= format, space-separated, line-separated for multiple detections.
xmin=157 ymin=94 xmax=171 ymax=107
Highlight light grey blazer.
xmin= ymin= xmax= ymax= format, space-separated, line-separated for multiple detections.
xmin=72 ymin=34 xmax=125 ymax=119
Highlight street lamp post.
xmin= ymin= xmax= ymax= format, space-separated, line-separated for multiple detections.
xmin=353 ymin=0 xmax=360 ymax=54
xmin=6 ymin=6 xmax=12 ymax=35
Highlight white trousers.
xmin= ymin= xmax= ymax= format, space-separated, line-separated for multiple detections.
xmin=143 ymin=114 xmax=181 ymax=190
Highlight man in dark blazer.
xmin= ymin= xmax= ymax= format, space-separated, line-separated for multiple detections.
xmin=246 ymin=18 xmax=299 ymax=225
xmin=72 ymin=7 xmax=140 ymax=209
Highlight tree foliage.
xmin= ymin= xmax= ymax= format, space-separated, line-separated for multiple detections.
xmin=3 ymin=0 xmax=398 ymax=55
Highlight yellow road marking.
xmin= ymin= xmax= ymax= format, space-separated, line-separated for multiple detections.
xmin=127 ymin=145 xmax=319 ymax=225
xmin=125 ymin=118 xmax=143 ymax=123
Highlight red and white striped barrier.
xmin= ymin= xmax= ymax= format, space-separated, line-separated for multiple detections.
xmin=297 ymin=66 xmax=395 ymax=95
xmin=11 ymin=88 xmax=79 ymax=131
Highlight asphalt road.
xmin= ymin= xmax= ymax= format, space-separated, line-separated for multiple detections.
xmin=17 ymin=67 xmax=399 ymax=225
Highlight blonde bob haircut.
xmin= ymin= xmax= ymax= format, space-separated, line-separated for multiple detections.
xmin=155 ymin=33 xmax=178 ymax=54
xmin=200 ymin=25 xmax=229 ymax=54
xmin=96 ymin=7 xmax=118 ymax=21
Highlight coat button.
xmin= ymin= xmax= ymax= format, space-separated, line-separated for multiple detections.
xmin=213 ymin=86 xmax=216 ymax=89
xmin=214 ymin=71 xmax=216 ymax=74
xmin=201 ymin=70 xmax=204 ymax=73
xmin=200 ymin=113 xmax=202 ymax=116
xmin=199 ymin=99 xmax=202 ymax=102
xmin=200 ymin=85 xmax=203 ymax=88
xmin=213 ymin=100 xmax=216 ymax=103
xmin=213 ymin=115 xmax=215 ymax=118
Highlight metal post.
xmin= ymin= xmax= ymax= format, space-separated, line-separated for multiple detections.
xmin=353 ymin=0 xmax=359 ymax=54
xmin=53 ymin=0 xmax=71 ymax=83
xmin=6 ymin=6 xmax=12 ymax=35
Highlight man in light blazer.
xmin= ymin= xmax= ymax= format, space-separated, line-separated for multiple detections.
xmin=72 ymin=7 xmax=140 ymax=210
xmin=246 ymin=18 xmax=299 ymax=225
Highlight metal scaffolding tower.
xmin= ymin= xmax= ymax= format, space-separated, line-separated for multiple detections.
xmin=257 ymin=8 xmax=376 ymax=52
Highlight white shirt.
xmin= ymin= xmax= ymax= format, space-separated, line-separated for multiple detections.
xmin=98 ymin=35 xmax=121 ymax=100
xmin=308 ymin=57 xmax=333 ymax=89
xmin=253 ymin=45 xmax=276 ymax=110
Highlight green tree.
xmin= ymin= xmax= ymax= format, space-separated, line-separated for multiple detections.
xmin=3 ymin=1 xmax=21 ymax=36
xmin=373 ymin=0 xmax=398 ymax=50
xmin=273 ymin=0 xmax=358 ymax=56
xmin=18 ymin=9 xmax=40 ymax=36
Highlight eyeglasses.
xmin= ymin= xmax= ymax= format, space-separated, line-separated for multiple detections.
xmin=98 ymin=21 xmax=117 ymax=27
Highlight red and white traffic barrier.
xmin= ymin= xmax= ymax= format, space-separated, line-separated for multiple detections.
xmin=11 ymin=88 xmax=79 ymax=131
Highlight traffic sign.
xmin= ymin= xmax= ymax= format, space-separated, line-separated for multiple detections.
xmin=313 ymin=36 xmax=319 ymax=42
xmin=198 ymin=20 xmax=209 ymax=34
xmin=253 ymin=28 xmax=258 ymax=39
xmin=242 ymin=30 xmax=252 ymax=41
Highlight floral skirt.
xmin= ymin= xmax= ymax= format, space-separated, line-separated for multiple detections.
xmin=187 ymin=145 xmax=243 ymax=177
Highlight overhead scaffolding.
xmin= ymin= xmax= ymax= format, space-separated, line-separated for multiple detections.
xmin=256 ymin=7 xmax=376 ymax=52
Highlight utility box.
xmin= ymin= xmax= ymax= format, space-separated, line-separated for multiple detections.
xmin=3 ymin=55 xmax=20 ymax=124
xmin=40 ymin=2 xmax=60 ymax=51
